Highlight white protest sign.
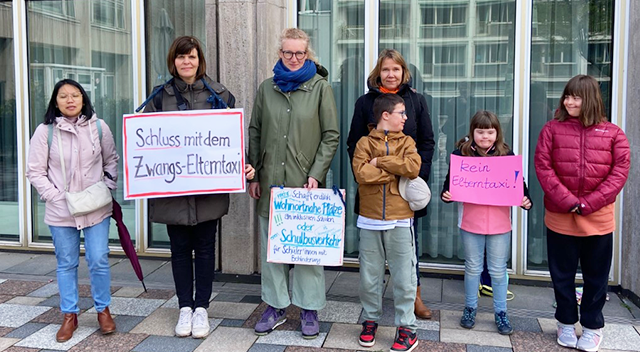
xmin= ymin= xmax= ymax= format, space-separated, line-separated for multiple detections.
xmin=122 ymin=109 xmax=245 ymax=199
xmin=267 ymin=187 xmax=346 ymax=266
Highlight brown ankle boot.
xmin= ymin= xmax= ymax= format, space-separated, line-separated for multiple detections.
xmin=97 ymin=307 xmax=116 ymax=334
xmin=414 ymin=286 xmax=432 ymax=319
xmin=56 ymin=313 xmax=78 ymax=342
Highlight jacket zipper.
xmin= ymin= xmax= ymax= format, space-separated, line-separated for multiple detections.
xmin=382 ymin=131 xmax=389 ymax=220
xmin=578 ymin=127 xmax=585 ymax=197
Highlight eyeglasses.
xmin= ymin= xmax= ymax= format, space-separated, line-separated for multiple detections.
xmin=281 ymin=50 xmax=307 ymax=60
xmin=392 ymin=110 xmax=406 ymax=116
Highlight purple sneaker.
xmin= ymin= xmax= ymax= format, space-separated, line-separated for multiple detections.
xmin=300 ymin=309 xmax=319 ymax=339
xmin=254 ymin=306 xmax=286 ymax=336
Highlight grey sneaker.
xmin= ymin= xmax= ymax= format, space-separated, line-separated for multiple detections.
xmin=577 ymin=328 xmax=603 ymax=352
xmin=557 ymin=322 xmax=578 ymax=348
xmin=300 ymin=309 xmax=319 ymax=339
xmin=254 ymin=306 xmax=286 ymax=336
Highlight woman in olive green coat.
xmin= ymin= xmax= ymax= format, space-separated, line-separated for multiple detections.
xmin=248 ymin=28 xmax=339 ymax=339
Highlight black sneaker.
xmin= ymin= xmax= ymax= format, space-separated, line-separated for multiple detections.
xmin=359 ymin=320 xmax=378 ymax=347
xmin=494 ymin=311 xmax=514 ymax=335
xmin=390 ymin=326 xmax=418 ymax=352
xmin=460 ymin=306 xmax=476 ymax=329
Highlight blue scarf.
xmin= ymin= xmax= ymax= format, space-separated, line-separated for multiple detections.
xmin=273 ymin=59 xmax=317 ymax=92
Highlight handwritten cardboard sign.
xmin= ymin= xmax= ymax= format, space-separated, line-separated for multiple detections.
xmin=268 ymin=187 xmax=346 ymax=266
xmin=122 ymin=109 xmax=245 ymax=199
xmin=449 ymin=154 xmax=523 ymax=206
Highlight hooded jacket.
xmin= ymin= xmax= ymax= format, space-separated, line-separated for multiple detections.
xmin=249 ymin=64 xmax=340 ymax=218
xmin=534 ymin=117 xmax=630 ymax=216
xmin=352 ymin=128 xmax=421 ymax=220
xmin=346 ymin=83 xmax=435 ymax=217
xmin=144 ymin=76 xmax=236 ymax=225
xmin=27 ymin=114 xmax=119 ymax=230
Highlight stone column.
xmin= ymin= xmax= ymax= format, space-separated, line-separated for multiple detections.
xmin=207 ymin=0 xmax=288 ymax=274
xmin=621 ymin=1 xmax=640 ymax=298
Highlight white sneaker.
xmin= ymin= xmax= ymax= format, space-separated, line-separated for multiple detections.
xmin=577 ymin=328 xmax=603 ymax=352
xmin=175 ymin=307 xmax=193 ymax=337
xmin=557 ymin=322 xmax=578 ymax=348
xmin=191 ymin=307 xmax=210 ymax=339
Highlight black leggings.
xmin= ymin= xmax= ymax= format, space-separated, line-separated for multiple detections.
xmin=167 ymin=219 xmax=218 ymax=309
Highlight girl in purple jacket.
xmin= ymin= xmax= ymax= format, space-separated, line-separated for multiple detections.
xmin=535 ymin=75 xmax=630 ymax=351
xmin=441 ymin=111 xmax=532 ymax=335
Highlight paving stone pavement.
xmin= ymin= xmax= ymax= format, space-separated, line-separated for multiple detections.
xmin=0 ymin=252 xmax=639 ymax=352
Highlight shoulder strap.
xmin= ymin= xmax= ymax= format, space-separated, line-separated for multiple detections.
xmin=172 ymin=80 xmax=189 ymax=111
xmin=47 ymin=124 xmax=54 ymax=152
xmin=96 ymin=119 xmax=103 ymax=144
xmin=153 ymin=89 xmax=163 ymax=111
xmin=201 ymin=78 xmax=229 ymax=109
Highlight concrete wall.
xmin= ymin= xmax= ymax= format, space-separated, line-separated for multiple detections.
xmin=621 ymin=1 xmax=640 ymax=297
xmin=208 ymin=0 xmax=288 ymax=274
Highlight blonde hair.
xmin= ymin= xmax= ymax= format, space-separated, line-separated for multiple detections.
xmin=278 ymin=28 xmax=318 ymax=63
xmin=555 ymin=75 xmax=607 ymax=127
xmin=367 ymin=49 xmax=411 ymax=88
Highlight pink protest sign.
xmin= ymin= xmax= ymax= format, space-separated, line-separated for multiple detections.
xmin=449 ymin=154 xmax=523 ymax=206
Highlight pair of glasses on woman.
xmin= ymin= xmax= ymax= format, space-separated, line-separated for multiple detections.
xmin=281 ymin=50 xmax=307 ymax=60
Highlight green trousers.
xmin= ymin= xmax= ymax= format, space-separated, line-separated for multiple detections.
xmin=259 ymin=216 xmax=326 ymax=310
xmin=359 ymin=226 xmax=417 ymax=331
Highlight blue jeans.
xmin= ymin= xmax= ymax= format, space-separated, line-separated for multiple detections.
xmin=461 ymin=229 xmax=511 ymax=313
xmin=50 ymin=217 xmax=111 ymax=314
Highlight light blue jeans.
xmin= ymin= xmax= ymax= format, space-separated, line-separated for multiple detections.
xmin=50 ymin=217 xmax=111 ymax=314
xmin=461 ymin=229 xmax=511 ymax=313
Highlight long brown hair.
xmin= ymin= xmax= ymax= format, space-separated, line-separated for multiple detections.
xmin=367 ymin=49 xmax=411 ymax=88
xmin=555 ymin=74 xmax=607 ymax=127
xmin=456 ymin=110 xmax=510 ymax=156
xmin=167 ymin=36 xmax=207 ymax=81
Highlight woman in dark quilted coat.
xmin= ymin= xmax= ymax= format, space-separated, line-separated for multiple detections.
xmin=534 ymin=75 xmax=630 ymax=351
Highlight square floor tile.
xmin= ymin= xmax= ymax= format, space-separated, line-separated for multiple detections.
xmin=30 ymin=308 xmax=63 ymax=324
xmin=112 ymin=315 xmax=146 ymax=333
xmin=322 ymin=323 xmax=395 ymax=350
xmin=411 ymin=340 xmax=466 ymax=352
xmin=440 ymin=328 xmax=511 ymax=348
xmin=5 ymin=323 xmax=48 ymax=339
xmin=0 ymin=304 xmax=51 ymax=328
xmin=113 ymin=287 xmax=145 ymax=298
xmin=601 ymin=323 xmax=640 ymax=351
xmin=207 ymin=301 xmax=258 ymax=320
xmin=415 ymin=319 xmax=440 ymax=331
xmin=248 ymin=344 xmax=286 ymax=352
xmin=194 ymin=327 xmax=256 ymax=352
xmin=416 ymin=328 xmax=439 ymax=341
xmin=318 ymin=301 xmax=362 ymax=324
xmin=0 ymin=281 xmax=47 ymax=297
xmin=138 ymin=289 xmax=175 ymax=300
xmin=67 ymin=331 xmax=148 ymax=352
xmin=39 ymin=296 xmax=94 ymax=311
xmin=510 ymin=331 xmax=568 ymax=352
xmin=86 ymin=297 xmax=164 ymax=317
xmin=130 ymin=308 xmax=181 ymax=336
xmin=5 ymin=297 xmax=46 ymax=306
xmin=3 ymin=256 xmax=57 ymax=276
xmin=27 ymin=284 xmax=59 ymax=298
xmin=256 ymin=331 xmax=326 ymax=348
xmin=467 ymin=345 xmax=514 ymax=352
xmin=509 ymin=315 xmax=542 ymax=333
xmin=132 ymin=335 xmax=202 ymax=352
xmin=15 ymin=324 xmax=96 ymax=350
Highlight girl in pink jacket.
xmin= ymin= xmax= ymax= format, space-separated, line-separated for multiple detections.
xmin=441 ymin=110 xmax=532 ymax=335
xmin=535 ymin=75 xmax=630 ymax=351
xmin=27 ymin=79 xmax=119 ymax=342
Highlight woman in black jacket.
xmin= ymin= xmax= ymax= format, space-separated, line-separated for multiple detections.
xmin=346 ymin=49 xmax=435 ymax=319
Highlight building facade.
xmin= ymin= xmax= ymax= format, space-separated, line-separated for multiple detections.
xmin=1 ymin=0 xmax=638 ymax=294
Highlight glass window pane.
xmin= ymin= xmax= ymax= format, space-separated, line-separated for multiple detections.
xmin=0 ymin=2 xmax=19 ymax=241
xmin=27 ymin=0 xmax=134 ymax=245
xmin=298 ymin=0 xmax=365 ymax=259
xmin=527 ymin=0 xmax=614 ymax=271
xmin=144 ymin=0 xmax=206 ymax=248
xmin=381 ymin=0 xmax=516 ymax=266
